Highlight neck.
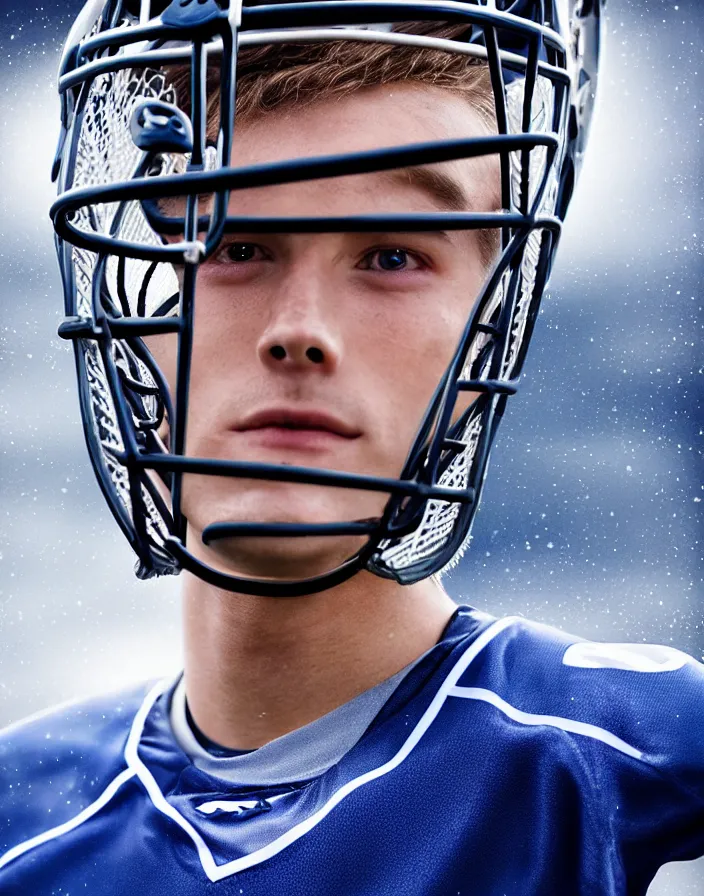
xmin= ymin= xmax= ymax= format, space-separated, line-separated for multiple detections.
xmin=182 ymin=570 xmax=457 ymax=750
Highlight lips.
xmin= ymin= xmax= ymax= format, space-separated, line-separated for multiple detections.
xmin=233 ymin=408 xmax=361 ymax=440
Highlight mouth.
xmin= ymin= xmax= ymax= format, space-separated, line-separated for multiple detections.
xmin=232 ymin=408 xmax=362 ymax=452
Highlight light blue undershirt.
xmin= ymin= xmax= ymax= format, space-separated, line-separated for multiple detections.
xmin=169 ymin=649 xmax=431 ymax=787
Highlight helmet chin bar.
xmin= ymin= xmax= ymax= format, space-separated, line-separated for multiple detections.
xmin=52 ymin=0 xmax=602 ymax=597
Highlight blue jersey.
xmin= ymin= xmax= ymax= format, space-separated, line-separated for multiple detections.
xmin=1 ymin=610 xmax=703 ymax=894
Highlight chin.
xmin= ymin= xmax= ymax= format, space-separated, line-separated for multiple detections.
xmin=197 ymin=532 xmax=367 ymax=582
xmin=180 ymin=475 xmax=384 ymax=582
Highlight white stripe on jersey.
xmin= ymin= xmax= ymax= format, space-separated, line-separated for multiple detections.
xmin=0 ymin=766 xmax=136 ymax=872
xmin=448 ymin=685 xmax=644 ymax=760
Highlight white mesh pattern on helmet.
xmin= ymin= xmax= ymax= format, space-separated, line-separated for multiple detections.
xmin=71 ymin=63 xmax=182 ymax=318
xmin=83 ymin=338 xmax=133 ymax=516
xmin=377 ymin=409 xmax=484 ymax=572
xmin=376 ymin=73 xmax=561 ymax=577
xmin=74 ymin=67 xmax=175 ymax=228
xmin=461 ymin=75 xmax=557 ymax=387
xmin=70 ymin=57 xmax=186 ymax=554
xmin=73 ymin=243 xmax=131 ymax=519
xmin=503 ymin=74 xmax=559 ymax=379
xmin=112 ymin=340 xmax=160 ymax=422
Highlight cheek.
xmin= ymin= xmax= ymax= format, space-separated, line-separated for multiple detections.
xmin=191 ymin=278 xmax=264 ymax=349
xmin=145 ymin=286 xmax=258 ymax=399
xmin=366 ymin=295 xmax=469 ymax=437
xmin=378 ymin=279 xmax=481 ymax=441
xmin=396 ymin=289 xmax=473 ymax=376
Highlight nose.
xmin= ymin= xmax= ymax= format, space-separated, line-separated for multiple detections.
xmin=257 ymin=268 xmax=342 ymax=374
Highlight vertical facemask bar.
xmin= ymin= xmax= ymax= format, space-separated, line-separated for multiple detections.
xmin=172 ymin=262 xmax=195 ymax=544
xmin=89 ymin=253 xmax=152 ymax=562
xmin=519 ymin=36 xmax=541 ymax=215
xmin=508 ymin=223 xmax=554 ymax=378
xmin=59 ymin=240 xmax=77 ymax=319
xmin=171 ymin=38 xmax=208 ymax=545
xmin=483 ymin=23 xmax=511 ymax=246
xmin=190 ymin=41 xmax=207 ymax=168
xmin=203 ymin=20 xmax=238 ymax=257
xmin=103 ymin=0 xmax=120 ymax=31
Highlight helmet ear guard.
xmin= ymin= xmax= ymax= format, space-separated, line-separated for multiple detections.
xmin=52 ymin=0 xmax=604 ymax=596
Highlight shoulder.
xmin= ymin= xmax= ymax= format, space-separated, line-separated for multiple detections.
xmin=456 ymin=615 xmax=704 ymax=769
xmin=0 ymin=681 xmax=161 ymax=857
xmin=0 ymin=680 xmax=156 ymax=768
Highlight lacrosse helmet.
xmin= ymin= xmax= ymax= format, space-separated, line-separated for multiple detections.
xmin=51 ymin=0 xmax=603 ymax=596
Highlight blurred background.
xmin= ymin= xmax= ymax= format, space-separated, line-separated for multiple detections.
xmin=0 ymin=0 xmax=702 ymax=891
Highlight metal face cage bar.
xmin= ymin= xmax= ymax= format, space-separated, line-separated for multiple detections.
xmin=51 ymin=135 xmax=559 ymax=259
xmin=52 ymin=0 xmax=601 ymax=596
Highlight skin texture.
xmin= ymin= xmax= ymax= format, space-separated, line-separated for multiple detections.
xmin=147 ymin=82 xmax=499 ymax=748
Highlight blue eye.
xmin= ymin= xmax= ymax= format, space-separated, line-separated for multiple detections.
xmin=376 ymin=249 xmax=408 ymax=270
xmin=363 ymin=248 xmax=422 ymax=272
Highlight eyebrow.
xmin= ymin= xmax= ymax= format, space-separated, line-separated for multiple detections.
xmin=158 ymin=162 xmax=500 ymax=262
xmin=380 ymin=165 xmax=470 ymax=212
xmin=378 ymin=164 xmax=501 ymax=267
xmin=159 ymin=165 xmax=471 ymax=218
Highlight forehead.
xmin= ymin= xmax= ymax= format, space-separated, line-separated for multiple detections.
xmin=227 ymin=83 xmax=499 ymax=211
xmin=234 ymin=82 xmax=491 ymax=153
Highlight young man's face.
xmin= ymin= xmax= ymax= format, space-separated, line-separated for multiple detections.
xmin=148 ymin=82 xmax=499 ymax=581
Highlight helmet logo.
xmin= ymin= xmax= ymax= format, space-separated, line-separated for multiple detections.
xmin=130 ymin=100 xmax=194 ymax=154
xmin=161 ymin=0 xmax=223 ymax=28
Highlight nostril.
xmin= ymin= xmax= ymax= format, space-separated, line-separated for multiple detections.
xmin=306 ymin=347 xmax=324 ymax=364
xmin=270 ymin=345 xmax=286 ymax=361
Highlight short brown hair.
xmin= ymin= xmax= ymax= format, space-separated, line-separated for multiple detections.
xmin=232 ymin=23 xmax=495 ymax=127
xmin=169 ymin=22 xmax=495 ymax=136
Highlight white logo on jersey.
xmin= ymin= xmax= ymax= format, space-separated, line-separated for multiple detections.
xmin=562 ymin=641 xmax=692 ymax=673
xmin=196 ymin=793 xmax=288 ymax=816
